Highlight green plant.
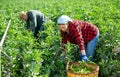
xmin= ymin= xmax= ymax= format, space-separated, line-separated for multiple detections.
xmin=69 ymin=61 xmax=93 ymax=74
xmin=0 ymin=0 xmax=120 ymax=77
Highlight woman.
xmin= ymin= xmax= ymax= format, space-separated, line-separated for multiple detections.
xmin=57 ymin=15 xmax=99 ymax=62
xmin=19 ymin=10 xmax=47 ymax=37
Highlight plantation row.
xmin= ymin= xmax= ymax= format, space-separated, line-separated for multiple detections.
xmin=0 ymin=0 xmax=120 ymax=77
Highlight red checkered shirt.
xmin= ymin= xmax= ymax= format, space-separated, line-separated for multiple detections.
xmin=62 ymin=20 xmax=99 ymax=50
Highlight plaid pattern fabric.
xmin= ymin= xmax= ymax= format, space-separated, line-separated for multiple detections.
xmin=62 ymin=20 xmax=99 ymax=50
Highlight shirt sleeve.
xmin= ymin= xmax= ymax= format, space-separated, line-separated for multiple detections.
xmin=30 ymin=16 xmax=37 ymax=30
xmin=72 ymin=24 xmax=85 ymax=50
xmin=27 ymin=12 xmax=37 ymax=30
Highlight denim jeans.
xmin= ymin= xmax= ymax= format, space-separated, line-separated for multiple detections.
xmin=79 ymin=31 xmax=99 ymax=61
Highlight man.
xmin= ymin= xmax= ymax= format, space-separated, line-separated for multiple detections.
xmin=20 ymin=10 xmax=47 ymax=37
xmin=57 ymin=15 xmax=99 ymax=62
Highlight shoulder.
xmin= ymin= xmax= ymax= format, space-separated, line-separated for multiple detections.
xmin=69 ymin=20 xmax=81 ymax=28
xmin=27 ymin=11 xmax=33 ymax=17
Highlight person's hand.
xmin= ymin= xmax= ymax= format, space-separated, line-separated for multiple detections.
xmin=62 ymin=47 xmax=66 ymax=52
xmin=61 ymin=47 xmax=66 ymax=56
xmin=61 ymin=51 xmax=66 ymax=57
xmin=60 ymin=46 xmax=68 ymax=61
xmin=82 ymin=55 xmax=88 ymax=62
xmin=60 ymin=50 xmax=67 ymax=61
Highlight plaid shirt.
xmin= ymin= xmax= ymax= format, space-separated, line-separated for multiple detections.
xmin=62 ymin=20 xmax=99 ymax=50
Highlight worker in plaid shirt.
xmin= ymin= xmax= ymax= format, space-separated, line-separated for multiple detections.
xmin=57 ymin=15 xmax=99 ymax=62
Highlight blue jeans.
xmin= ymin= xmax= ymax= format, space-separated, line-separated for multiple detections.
xmin=79 ymin=31 xmax=99 ymax=61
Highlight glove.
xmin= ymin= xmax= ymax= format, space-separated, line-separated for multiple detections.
xmin=82 ymin=55 xmax=88 ymax=62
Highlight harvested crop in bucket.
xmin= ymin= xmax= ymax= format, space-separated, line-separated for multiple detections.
xmin=69 ymin=61 xmax=95 ymax=74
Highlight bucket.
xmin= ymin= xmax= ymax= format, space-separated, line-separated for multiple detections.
xmin=66 ymin=62 xmax=99 ymax=77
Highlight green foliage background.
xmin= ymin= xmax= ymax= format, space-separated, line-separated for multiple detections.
xmin=0 ymin=0 xmax=120 ymax=77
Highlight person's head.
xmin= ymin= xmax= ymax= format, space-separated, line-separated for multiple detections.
xmin=57 ymin=15 xmax=72 ymax=32
xmin=19 ymin=11 xmax=28 ymax=21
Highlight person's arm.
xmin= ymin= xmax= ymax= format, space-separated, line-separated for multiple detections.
xmin=27 ymin=12 xmax=37 ymax=31
xmin=72 ymin=25 xmax=86 ymax=55
xmin=72 ymin=24 xmax=88 ymax=61
xmin=81 ymin=50 xmax=86 ymax=55
xmin=30 ymin=17 xmax=37 ymax=30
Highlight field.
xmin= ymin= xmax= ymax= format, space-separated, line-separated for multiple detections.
xmin=0 ymin=0 xmax=120 ymax=77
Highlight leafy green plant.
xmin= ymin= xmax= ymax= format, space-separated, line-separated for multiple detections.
xmin=0 ymin=0 xmax=120 ymax=77
xmin=69 ymin=61 xmax=94 ymax=74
